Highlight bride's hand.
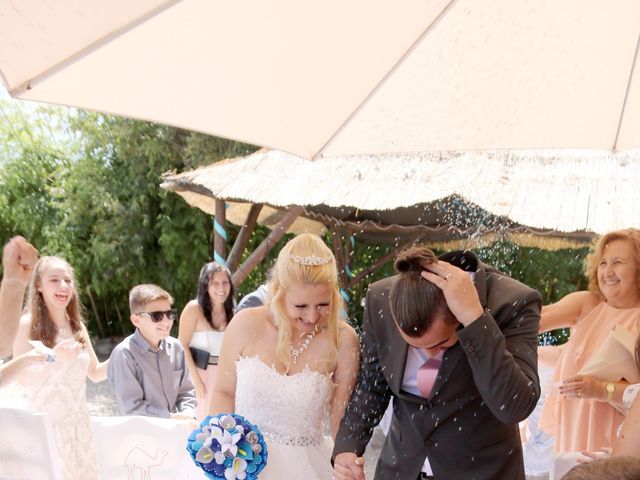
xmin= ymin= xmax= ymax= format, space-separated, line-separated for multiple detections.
xmin=333 ymin=452 xmax=365 ymax=480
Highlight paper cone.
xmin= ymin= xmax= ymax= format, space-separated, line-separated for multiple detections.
xmin=578 ymin=326 xmax=640 ymax=383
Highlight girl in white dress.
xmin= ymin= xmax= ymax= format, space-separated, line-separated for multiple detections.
xmin=211 ymin=233 xmax=360 ymax=479
xmin=12 ymin=256 xmax=108 ymax=480
xmin=179 ymin=262 xmax=235 ymax=420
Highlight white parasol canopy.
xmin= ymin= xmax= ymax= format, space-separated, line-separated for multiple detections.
xmin=2 ymin=1 xmax=640 ymax=159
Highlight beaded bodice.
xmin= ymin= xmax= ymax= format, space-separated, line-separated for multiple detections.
xmin=235 ymin=356 xmax=333 ymax=446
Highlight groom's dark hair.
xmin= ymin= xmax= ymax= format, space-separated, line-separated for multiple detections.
xmin=390 ymin=246 xmax=456 ymax=337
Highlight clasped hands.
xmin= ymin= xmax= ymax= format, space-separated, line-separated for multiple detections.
xmin=333 ymin=452 xmax=365 ymax=480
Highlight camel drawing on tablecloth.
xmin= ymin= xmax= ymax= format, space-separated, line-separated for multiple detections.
xmin=124 ymin=447 xmax=168 ymax=480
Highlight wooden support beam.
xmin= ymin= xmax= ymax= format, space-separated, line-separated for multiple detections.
xmin=226 ymin=203 xmax=263 ymax=272
xmin=350 ymin=236 xmax=419 ymax=286
xmin=344 ymin=233 xmax=353 ymax=270
xmin=231 ymin=205 xmax=304 ymax=287
xmin=330 ymin=228 xmax=349 ymax=291
xmin=213 ymin=199 xmax=227 ymax=264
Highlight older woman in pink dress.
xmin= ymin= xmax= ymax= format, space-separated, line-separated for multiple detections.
xmin=539 ymin=228 xmax=640 ymax=453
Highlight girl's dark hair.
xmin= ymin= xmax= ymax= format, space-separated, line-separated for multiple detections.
xmin=390 ymin=246 xmax=456 ymax=337
xmin=196 ymin=262 xmax=235 ymax=328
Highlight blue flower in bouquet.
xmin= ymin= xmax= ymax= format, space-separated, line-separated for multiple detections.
xmin=187 ymin=413 xmax=268 ymax=480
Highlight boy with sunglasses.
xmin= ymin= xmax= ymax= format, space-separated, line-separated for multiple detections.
xmin=108 ymin=284 xmax=196 ymax=418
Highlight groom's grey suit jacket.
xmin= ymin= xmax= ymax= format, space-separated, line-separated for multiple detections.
xmin=333 ymin=251 xmax=542 ymax=480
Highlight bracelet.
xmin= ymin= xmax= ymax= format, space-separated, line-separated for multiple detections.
xmin=606 ymin=382 xmax=615 ymax=402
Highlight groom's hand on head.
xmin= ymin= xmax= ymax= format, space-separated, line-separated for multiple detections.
xmin=421 ymin=261 xmax=484 ymax=327
xmin=333 ymin=452 xmax=365 ymax=480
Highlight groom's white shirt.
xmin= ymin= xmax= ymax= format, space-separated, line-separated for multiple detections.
xmin=402 ymin=345 xmax=435 ymax=475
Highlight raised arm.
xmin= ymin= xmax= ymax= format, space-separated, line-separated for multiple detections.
xmin=539 ymin=290 xmax=599 ymax=333
xmin=456 ymin=289 xmax=542 ymax=423
xmin=79 ymin=323 xmax=108 ymax=382
xmin=329 ymin=323 xmax=360 ymax=438
xmin=1 ymin=237 xmax=38 ymax=356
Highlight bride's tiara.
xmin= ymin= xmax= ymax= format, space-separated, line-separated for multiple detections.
xmin=288 ymin=253 xmax=333 ymax=266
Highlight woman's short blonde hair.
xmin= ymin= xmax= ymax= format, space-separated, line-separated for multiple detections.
xmin=267 ymin=233 xmax=342 ymax=371
xmin=585 ymin=228 xmax=640 ymax=297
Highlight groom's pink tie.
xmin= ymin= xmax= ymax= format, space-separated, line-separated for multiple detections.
xmin=417 ymin=351 xmax=444 ymax=398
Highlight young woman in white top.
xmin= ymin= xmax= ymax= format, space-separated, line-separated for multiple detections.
xmin=179 ymin=262 xmax=234 ymax=420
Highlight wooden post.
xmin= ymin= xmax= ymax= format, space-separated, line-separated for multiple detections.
xmin=231 ymin=205 xmax=304 ymax=287
xmin=343 ymin=234 xmax=354 ymax=288
xmin=226 ymin=203 xmax=263 ymax=272
xmin=330 ymin=228 xmax=349 ymax=291
xmin=213 ymin=198 xmax=227 ymax=265
xmin=85 ymin=289 xmax=105 ymax=338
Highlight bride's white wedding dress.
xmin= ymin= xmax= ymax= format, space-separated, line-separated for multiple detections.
xmin=235 ymin=356 xmax=335 ymax=479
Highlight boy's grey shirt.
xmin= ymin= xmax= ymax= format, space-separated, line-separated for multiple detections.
xmin=108 ymin=328 xmax=196 ymax=418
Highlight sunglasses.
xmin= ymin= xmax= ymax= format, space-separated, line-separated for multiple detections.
xmin=136 ymin=309 xmax=177 ymax=323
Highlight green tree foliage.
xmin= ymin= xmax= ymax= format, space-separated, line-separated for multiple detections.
xmin=0 ymin=101 xmax=256 ymax=338
xmin=0 ymin=100 xmax=72 ymax=253
xmin=59 ymin=114 xmax=252 ymax=335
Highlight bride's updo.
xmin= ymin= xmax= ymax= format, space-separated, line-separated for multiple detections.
xmin=268 ymin=233 xmax=342 ymax=370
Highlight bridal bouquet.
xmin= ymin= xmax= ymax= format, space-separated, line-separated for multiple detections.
xmin=187 ymin=414 xmax=268 ymax=480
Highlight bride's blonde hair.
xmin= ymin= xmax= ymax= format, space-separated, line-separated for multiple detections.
xmin=268 ymin=233 xmax=342 ymax=371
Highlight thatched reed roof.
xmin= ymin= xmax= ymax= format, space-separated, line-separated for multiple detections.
xmin=161 ymin=149 xmax=640 ymax=249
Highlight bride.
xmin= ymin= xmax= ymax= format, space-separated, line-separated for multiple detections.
xmin=211 ymin=233 xmax=360 ymax=479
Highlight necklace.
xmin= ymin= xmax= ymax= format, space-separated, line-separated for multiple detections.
xmin=211 ymin=311 xmax=227 ymax=331
xmin=290 ymin=324 xmax=321 ymax=365
xmin=57 ymin=314 xmax=71 ymax=337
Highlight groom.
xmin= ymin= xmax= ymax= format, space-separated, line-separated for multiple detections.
xmin=333 ymin=247 xmax=542 ymax=480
